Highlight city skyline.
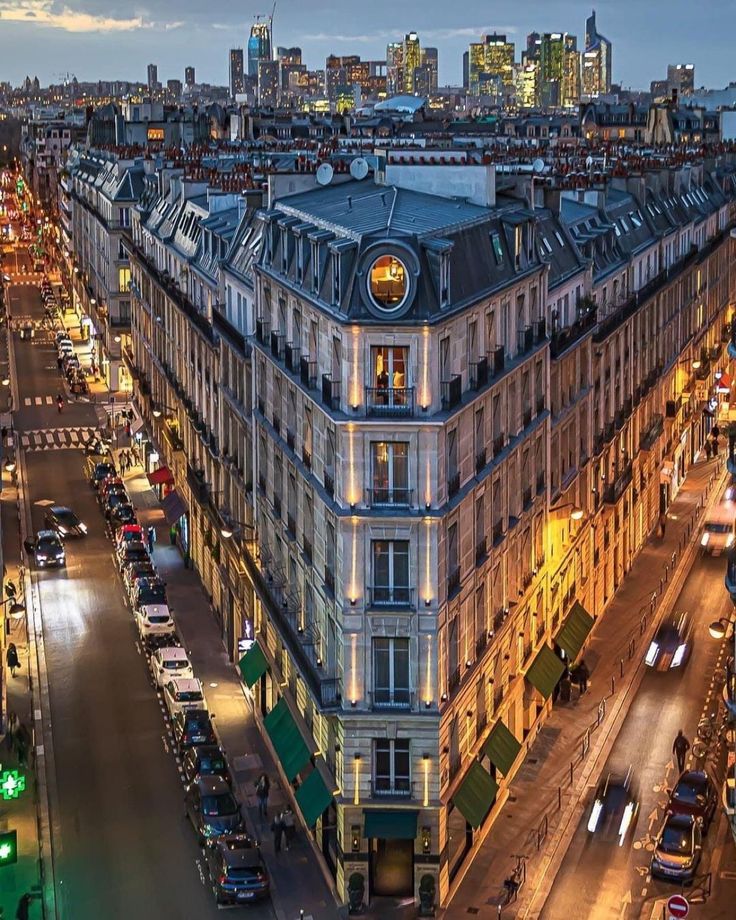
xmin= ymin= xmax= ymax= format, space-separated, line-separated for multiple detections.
xmin=0 ymin=1 xmax=732 ymax=92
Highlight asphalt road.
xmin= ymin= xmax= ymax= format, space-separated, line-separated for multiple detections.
xmin=539 ymin=545 xmax=734 ymax=920
xmin=11 ymin=281 xmax=271 ymax=919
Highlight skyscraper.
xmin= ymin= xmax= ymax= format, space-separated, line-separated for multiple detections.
xmin=537 ymin=33 xmax=580 ymax=107
xmin=257 ymin=59 xmax=279 ymax=106
xmin=582 ymin=10 xmax=612 ymax=96
xmin=248 ymin=20 xmax=272 ymax=79
xmin=402 ymin=32 xmax=421 ymax=94
xmin=667 ymin=63 xmax=695 ymax=95
xmin=386 ymin=42 xmax=403 ymax=95
xmin=230 ymin=48 xmax=245 ymax=98
xmin=147 ymin=64 xmax=158 ymax=91
xmin=467 ymin=33 xmax=515 ymax=94
xmin=185 ymin=66 xmax=196 ymax=86
xmin=420 ymin=47 xmax=439 ymax=93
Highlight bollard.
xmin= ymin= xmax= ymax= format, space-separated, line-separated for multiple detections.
xmin=558 ymin=786 xmax=562 ymax=810
xmin=611 ymin=675 xmax=615 ymax=696
xmin=620 ymin=658 xmax=624 ymax=678
xmin=570 ymin=761 xmax=574 ymax=786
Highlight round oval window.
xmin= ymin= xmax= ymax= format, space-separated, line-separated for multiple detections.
xmin=369 ymin=255 xmax=408 ymax=310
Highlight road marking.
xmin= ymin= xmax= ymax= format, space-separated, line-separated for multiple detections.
xmin=34 ymin=396 xmax=42 ymax=405
xmin=162 ymin=734 xmax=169 ymax=754
xmin=195 ymin=859 xmax=206 ymax=886
xmin=647 ymin=807 xmax=658 ymax=832
xmin=44 ymin=431 xmax=53 ymax=444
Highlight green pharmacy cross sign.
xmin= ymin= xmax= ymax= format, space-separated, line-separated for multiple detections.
xmin=0 ymin=829 xmax=17 ymax=866
xmin=0 ymin=768 xmax=26 ymax=800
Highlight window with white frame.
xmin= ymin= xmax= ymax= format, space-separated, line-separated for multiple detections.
xmin=374 ymin=738 xmax=411 ymax=794
xmin=371 ymin=442 xmax=409 ymax=505
xmin=373 ymin=638 xmax=410 ymax=707
xmin=371 ymin=540 xmax=410 ymax=605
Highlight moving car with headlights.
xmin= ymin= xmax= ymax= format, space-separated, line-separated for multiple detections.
xmin=163 ymin=678 xmax=207 ymax=718
xmin=173 ymin=708 xmax=217 ymax=749
xmin=700 ymin=503 xmax=735 ymax=555
xmin=667 ymin=770 xmax=718 ymax=832
xmin=185 ymin=775 xmax=244 ymax=843
xmin=650 ymin=812 xmax=702 ymax=882
xmin=44 ymin=505 xmax=87 ymax=537
xmin=586 ymin=767 xmax=639 ymax=845
xmin=86 ymin=458 xmax=116 ymax=490
xmin=204 ymin=834 xmax=269 ymax=905
xmin=24 ymin=530 xmax=66 ymax=568
xmin=182 ymin=745 xmax=231 ymax=785
xmin=645 ymin=613 xmax=692 ymax=671
xmin=151 ymin=646 xmax=193 ymax=688
xmin=134 ymin=603 xmax=174 ymax=641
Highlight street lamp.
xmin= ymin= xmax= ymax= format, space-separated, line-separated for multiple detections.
xmin=551 ymin=501 xmax=585 ymax=521
xmin=220 ymin=519 xmax=256 ymax=540
xmin=709 ymin=617 xmax=732 ymax=640
xmin=152 ymin=401 xmax=176 ymax=418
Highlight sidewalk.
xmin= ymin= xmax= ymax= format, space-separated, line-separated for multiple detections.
xmin=444 ymin=453 xmax=725 ymax=918
xmin=121 ymin=455 xmax=341 ymax=920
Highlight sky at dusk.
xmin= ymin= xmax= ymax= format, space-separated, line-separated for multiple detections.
xmin=0 ymin=0 xmax=732 ymax=91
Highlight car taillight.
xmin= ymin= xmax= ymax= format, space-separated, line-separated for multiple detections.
xmin=218 ymin=874 xmax=227 ymax=885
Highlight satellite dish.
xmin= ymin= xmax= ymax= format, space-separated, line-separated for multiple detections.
xmin=316 ymin=163 xmax=334 ymax=186
xmin=532 ymin=157 xmax=545 ymax=174
xmin=350 ymin=157 xmax=369 ymax=180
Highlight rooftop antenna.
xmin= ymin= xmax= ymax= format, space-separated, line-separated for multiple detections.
xmin=530 ymin=157 xmax=544 ymax=211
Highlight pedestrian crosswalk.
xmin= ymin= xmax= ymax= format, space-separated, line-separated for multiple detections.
xmin=23 ymin=396 xmax=55 ymax=406
xmin=18 ymin=426 xmax=100 ymax=451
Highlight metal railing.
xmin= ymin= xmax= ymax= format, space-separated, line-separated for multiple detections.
xmin=365 ymin=386 xmax=415 ymax=417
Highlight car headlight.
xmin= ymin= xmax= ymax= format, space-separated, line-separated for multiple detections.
xmin=587 ymin=799 xmax=603 ymax=833
xmin=701 ymin=532 xmax=710 ymax=546
xmin=78 ymin=523 xmax=87 ymax=534
xmin=726 ymin=487 xmax=735 ymax=501
xmin=728 ymin=534 xmax=735 ymax=548
xmin=671 ymin=643 xmax=688 ymax=668
xmin=618 ymin=802 xmax=636 ymax=846
xmin=57 ymin=525 xmax=67 ymax=535
xmin=645 ymin=641 xmax=659 ymax=666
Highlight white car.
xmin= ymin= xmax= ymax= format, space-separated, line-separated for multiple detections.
xmin=57 ymin=341 xmax=74 ymax=356
xmin=134 ymin=603 xmax=175 ymax=641
xmin=151 ymin=646 xmax=194 ymax=688
xmin=163 ymin=678 xmax=207 ymax=717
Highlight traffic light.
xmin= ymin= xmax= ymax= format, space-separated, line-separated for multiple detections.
xmin=0 ymin=829 xmax=18 ymax=866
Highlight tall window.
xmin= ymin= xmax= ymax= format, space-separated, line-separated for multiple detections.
xmin=118 ymin=266 xmax=131 ymax=293
xmin=372 ymin=540 xmax=410 ymax=604
xmin=371 ymin=442 xmax=409 ymax=505
xmin=373 ymin=638 xmax=410 ymax=707
xmin=374 ymin=739 xmax=411 ymax=795
xmin=371 ymin=346 xmax=408 ymax=409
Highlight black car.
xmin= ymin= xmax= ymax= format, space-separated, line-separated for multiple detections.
xmin=24 ymin=530 xmax=65 ymax=568
xmin=182 ymin=745 xmax=231 ymax=785
xmin=668 ymin=770 xmax=718 ymax=832
xmin=103 ymin=490 xmax=129 ymax=519
xmin=586 ymin=768 xmax=639 ymax=845
xmin=172 ymin=708 xmax=216 ymax=749
xmin=87 ymin=459 xmax=116 ymax=490
xmin=204 ymin=834 xmax=269 ymax=905
xmin=118 ymin=541 xmax=150 ymax=570
xmin=44 ymin=505 xmax=87 ymax=537
xmin=108 ymin=502 xmax=137 ymax=528
xmin=185 ymin=775 xmax=244 ymax=843
xmin=651 ymin=812 xmax=703 ymax=882
xmin=645 ymin=613 xmax=692 ymax=671
xmin=132 ymin=577 xmax=167 ymax=610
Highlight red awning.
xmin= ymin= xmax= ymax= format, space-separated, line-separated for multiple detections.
xmin=147 ymin=465 xmax=174 ymax=486
xmin=717 ymin=372 xmax=732 ymax=391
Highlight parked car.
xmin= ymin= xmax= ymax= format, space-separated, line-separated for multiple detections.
xmin=108 ymin=502 xmax=137 ymax=529
xmin=86 ymin=458 xmax=116 ymax=489
xmin=185 ymin=775 xmax=244 ymax=843
xmin=172 ymin=708 xmax=216 ymax=749
xmin=163 ymin=678 xmax=207 ymax=718
xmin=122 ymin=560 xmax=157 ymax=596
xmin=204 ymin=834 xmax=269 ymax=905
xmin=118 ymin=541 xmax=150 ymax=570
xmin=98 ymin=476 xmax=125 ymax=503
xmin=134 ymin=603 xmax=175 ymax=641
xmin=103 ymin=491 xmax=129 ymax=520
xmin=150 ymin=646 xmax=193 ymax=688
xmin=645 ymin=613 xmax=692 ymax=671
xmin=131 ymin=577 xmax=167 ymax=609
xmin=115 ymin=524 xmax=144 ymax=550
xmin=44 ymin=505 xmax=87 ymax=537
xmin=24 ymin=530 xmax=65 ymax=568
xmin=182 ymin=745 xmax=230 ymax=785
xmin=667 ymin=771 xmax=718 ymax=832
xmin=85 ymin=436 xmax=112 ymax=456
xmin=586 ymin=767 xmax=639 ymax=846
xmin=650 ymin=812 xmax=702 ymax=882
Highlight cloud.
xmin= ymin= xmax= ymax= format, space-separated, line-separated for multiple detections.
xmin=302 ymin=24 xmax=516 ymax=43
xmin=0 ymin=0 xmax=144 ymax=32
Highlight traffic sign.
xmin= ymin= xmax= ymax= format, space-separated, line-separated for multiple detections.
xmin=667 ymin=894 xmax=689 ymax=919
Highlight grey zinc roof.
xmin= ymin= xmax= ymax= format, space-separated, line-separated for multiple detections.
xmin=275 ymin=180 xmax=490 ymax=240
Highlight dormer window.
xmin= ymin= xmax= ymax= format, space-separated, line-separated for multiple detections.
xmin=332 ymin=251 xmax=341 ymax=305
xmin=311 ymin=241 xmax=319 ymax=291
xmin=296 ymin=236 xmax=304 ymax=283
xmin=439 ymin=253 xmax=450 ymax=308
xmin=514 ymin=225 xmax=522 ymax=270
xmin=491 ymin=232 xmax=504 ymax=265
xmin=281 ymin=230 xmax=289 ymax=274
xmin=369 ymin=255 xmax=407 ymax=311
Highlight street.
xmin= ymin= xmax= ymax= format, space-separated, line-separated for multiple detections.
xmin=539 ymin=547 xmax=733 ymax=920
xmin=10 ymin=281 xmax=273 ymax=919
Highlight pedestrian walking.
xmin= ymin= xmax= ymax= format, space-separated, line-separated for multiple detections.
xmin=577 ymin=658 xmax=590 ymax=694
xmin=120 ymin=451 xmax=128 ymax=475
xmin=255 ymin=773 xmax=270 ymax=818
xmin=4 ymin=711 xmax=19 ymax=754
xmin=271 ymin=813 xmax=284 ymax=853
xmin=673 ymin=729 xmax=690 ymax=773
xmin=90 ymin=356 xmax=96 ymax=376
xmin=15 ymin=722 xmax=31 ymax=768
xmin=56 ymin=355 xmax=63 ymax=371
xmin=711 ymin=434 xmax=719 ymax=457
xmin=6 ymin=642 xmax=20 ymax=678
xmin=282 ymin=806 xmax=296 ymax=849
xmin=658 ymin=513 xmax=667 ymax=537
xmin=169 ymin=524 xmax=178 ymax=546
xmin=705 ymin=439 xmax=712 ymax=460
xmin=15 ymin=893 xmax=31 ymax=920
xmin=147 ymin=526 xmax=156 ymax=554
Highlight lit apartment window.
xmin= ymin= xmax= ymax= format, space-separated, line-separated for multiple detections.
xmin=371 ymin=442 xmax=409 ymax=505
xmin=373 ymin=638 xmax=410 ymax=707
xmin=374 ymin=738 xmax=411 ymax=795
xmin=371 ymin=540 xmax=410 ymax=605
xmin=118 ymin=267 xmax=131 ymax=292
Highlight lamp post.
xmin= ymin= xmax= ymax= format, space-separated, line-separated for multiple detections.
xmin=152 ymin=401 xmax=177 ymax=419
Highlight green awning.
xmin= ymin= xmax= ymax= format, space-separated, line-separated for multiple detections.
xmin=264 ymin=698 xmax=311 ymax=782
xmin=525 ymin=645 xmax=565 ymax=700
xmin=238 ymin=642 xmax=268 ymax=688
xmin=295 ymin=767 xmax=333 ymax=828
xmin=452 ymin=762 xmax=498 ymax=829
xmin=363 ymin=809 xmax=418 ymax=840
xmin=555 ymin=601 xmax=594 ymax=661
xmin=483 ymin=721 xmax=521 ymax=777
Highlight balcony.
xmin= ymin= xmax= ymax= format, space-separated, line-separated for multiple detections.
xmin=372 ymin=781 xmax=413 ymax=799
xmin=475 ymin=537 xmax=488 ymax=565
xmin=550 ymin=309 xmax=597 ymax=358
xmin=493 ymin=608 xmax=506 ymax=633
xmin=448 ymin=665 xmax=461 ymax=694
xmin=522 ymin=407 xmax=532 ymax=428
xmin=492 ymin=520 xmax=504 ymax=544
xmin=522 ymin=486 xmax=532 ymax=509
xmin=470 ymin=357 xmax=489 ymax=390
xmin=536 ymin=472 xmax=546 ymax=494
xmin=285 ymin=342 xmax=300 ymax=373
xmin=367 ymin=487 xmax=413 ymax=507
xmin=448 ymin=472 xmax=460 ymax=498
xmin=373 ymin=689 xmax=412 ymax=711
xmin=489 ymin=345 xmax=505 ymax=376
xmin=273 ymin=494 xmax=282 ymax=518
xmin=302 ymin=446 xmax=312 ymax=469
xmin=321 ymin=374 xmax=340 ymax=411
xmin=255 ymin=317 xmax=270 ymax=345
xmin=603 ymin=461 xmax=633 ymax=504
xmin=517 ymin=325 xmax=534 ymax=355
xmin=441 ymin=375 xmax=462 ymax=410
xmin=475 ymin=632 xmax=488 ymax=658
xmin=640 ymin=414 xmax=664 ymax=452
xmin=534 ymin=317 xmax=547 ymax=343
xmin=366 ymin=386 xmax=415 ymax=418
xmin=666 ymin=396 xmax=683 ymax=418
xmin=270 ymin=330 xmax=284 ymax=360
xmin=286 ymin=430 xmax=295 ymax=450
xmin=367 ymin=586 xmax=414 ymax=608
xmin=300 ymin=356 xmax=317 ymax=389
xmin=476 ymin=448 xmax=487 ymax=473
xmin=536 ymin=394 xmax=545 ymax=415
xmin=287 ymin=514 xmax=297 ymax=538
xmin=272 ymin=413 xmax=280 ymax=436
